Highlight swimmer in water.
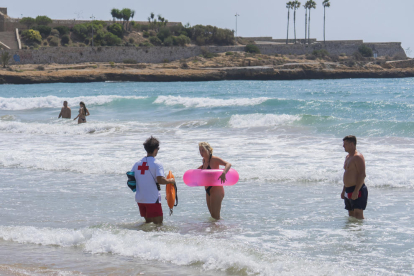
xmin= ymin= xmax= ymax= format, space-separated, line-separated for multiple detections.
xmin=73 ymin=101 xmax=90 ymax=124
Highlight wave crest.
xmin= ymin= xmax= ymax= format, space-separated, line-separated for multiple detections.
xmin=154 ymin=96 xmax=270 ymax=108
xmin=0 ymin=95 xmax=147 ymax=110
xmin=229 ymin=114 xmax=301 ymax=128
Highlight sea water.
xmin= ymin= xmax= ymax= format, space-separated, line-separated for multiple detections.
xmin=0 ymin=79 xmax=413 ymax=275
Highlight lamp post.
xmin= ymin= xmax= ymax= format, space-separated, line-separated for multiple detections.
xmin=90 ymin=15 xmax=95 ymax=47
xmin=235 ymin=13 xmax=240 ymax=42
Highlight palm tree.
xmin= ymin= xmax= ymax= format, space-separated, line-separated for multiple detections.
xmin=286 ymin=1 xmax=293 ymax=44
xmin=303 ymin=3 xmax=308 ymax=43
xmin=323 ymin=0 xmax=330 ymax=44
xmin=110 ymin=9 xmax=120 ymax=21
xmin=306 ymin=0 xmax=316 ymax=44
xmin=292 ymin=1 xmax=301 ymax=44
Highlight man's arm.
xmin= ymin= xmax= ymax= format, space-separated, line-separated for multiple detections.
xmin=58 ymin=108 xmax=63 ymax=118
xmin=351 ymin=156 xmax=366 ymax=200
xmin=69 ymin=108 xmax=71 ymax=118
xmin=157 ymin=176 xmax=175 ymax=185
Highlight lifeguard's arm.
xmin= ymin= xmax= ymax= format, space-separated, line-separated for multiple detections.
xmin=157 ymin=176 xmax=176 ymax=185
xmin=216 ymin=157 xmax=231 ymax=183
xmin=351 ymin=156 xmax=366 ymax=200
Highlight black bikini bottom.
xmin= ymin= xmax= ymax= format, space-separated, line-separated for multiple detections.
xmin=205 ymin=186 xmax=212 ymax=196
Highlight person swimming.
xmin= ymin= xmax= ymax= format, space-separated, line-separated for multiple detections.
xmin=197 ymin=142 xmax=232 ymax=220
xmin=73 ymin=101 xmax=90 ymax=124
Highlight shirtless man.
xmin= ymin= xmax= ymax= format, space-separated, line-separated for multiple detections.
xmin=58 ymin=101 xmax=71 ymax=119
xmin=341 ymin=135 xmax=368 ymax=219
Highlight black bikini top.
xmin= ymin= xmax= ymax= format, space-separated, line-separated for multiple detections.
xmin=204 ymin=154 xmax=212 ymax=169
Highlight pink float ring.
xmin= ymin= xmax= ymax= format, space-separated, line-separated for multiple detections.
xmin=183 ymin=169 xmax=239 ymax=187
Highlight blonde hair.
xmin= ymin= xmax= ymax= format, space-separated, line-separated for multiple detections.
xmin=199 ymin=142 xmax=213 ymax=155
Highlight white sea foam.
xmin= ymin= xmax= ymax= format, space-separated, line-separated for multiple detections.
xmin=154 ymin=95 xmax=270 ymax=108
xmin=0 ymin=225 xmax=352 ymax=276
xmin=0 ymin=95 xmax=147 ymax=110
xmin=0 ymin=120 xmax=149 ymax=135
xmin=229 ymin=113 xmax=301 ymax=128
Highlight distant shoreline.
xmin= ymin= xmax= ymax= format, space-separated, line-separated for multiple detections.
xmin=1 ymin=67 xmax=414 ymax=84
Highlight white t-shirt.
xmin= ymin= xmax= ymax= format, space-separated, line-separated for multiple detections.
xmin=132 ymin=156 xmax=164 ymax=204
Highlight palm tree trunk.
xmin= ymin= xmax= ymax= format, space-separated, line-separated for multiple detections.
xmin=323 ymin=6 xmax=326 ymax=44
xmin=308 ymin=9 xmax=311 ymax=44
xmin=304 ymin=10 xmax=307 ymax=43
xmin=294 ymin=9 xmax=296 ymax=44
xmin=286 ymin=10 xmax=290 ymax=44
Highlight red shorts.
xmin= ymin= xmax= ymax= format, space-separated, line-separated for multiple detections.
xmin=137 ymin=203 xmax=163 ymax=218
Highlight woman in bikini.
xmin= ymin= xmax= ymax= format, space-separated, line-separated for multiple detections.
xmin=198 ymin=142 xmax=232 ymax=220
xmin=73 ymin=101 xmax=90 ymax=124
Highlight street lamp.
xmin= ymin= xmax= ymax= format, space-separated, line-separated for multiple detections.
xmin=90 ymin=15 xmax=95 ymax=47
xmin=235 ymin=13 xmax=240 ymax=42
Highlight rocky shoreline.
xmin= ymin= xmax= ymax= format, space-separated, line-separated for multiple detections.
xmin=1 ymin=66 xmax=414 ymax=84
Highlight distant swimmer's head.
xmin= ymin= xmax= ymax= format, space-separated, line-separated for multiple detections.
xmin=63 ymin=101 xmax=68 ymax=107
xmin=343 ymin=135 xmax=357 ymax=152
xmin=199 ymin=142 xmax=213 ymax=158
xmin=144 ymin=136 xmax=160 ymax=155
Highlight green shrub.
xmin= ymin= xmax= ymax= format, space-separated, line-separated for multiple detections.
xmin=339 ymin=53 xmax=347 ymax=57
xmin=163 ymin=36 xmax=173 ymax=46
xmin=108 ymin=23 xmax=123 ymax=38
xmin=143 ymin=31 xmax=150 ymax=38
xmin=61 ymin=34 xmax=70 ymax=45
xmin=36 ymin=65 xmax=45 ymax=71
xmin=34 ymin=25 xmax=51 ymax=38
xmin=190 ymin=25 xmax=234 ymax=45
xmin=139 ymin=41 xmax=153 ymax=47
xmin=312 ymin=49 xmax=329 ymax=58
xmin=1 ymin=52 xmax=11 ymax=68
xmin=22 ymin=29 xmax=42 ymax=44
xmin=358 ymin=45 xmax=373 ymax=57
xmin=35 ymin=15 xmax=52 ymax=26
xmin=43 ymin=41 xmax=48 ymax=46
xmin=78 ymin=43 xmax=86 ymax=47
xmin=157 ymin=27 xmax=171 ymax=42
xmin=141 ymin=25 xmax=149 ymax=32
xmin=49 ymin=37 xmax=59 ymax=46
xmin=73 ymin=21 xmax=106 ymax=40
xmin=353 ymin=51 xmax=365 ymax=61
xmin=173 ymin=35 xmax=190 ymax=46
xmin=32 ymin=42 xmax=40 ymax=49
xmin=201 ymin=48 xmax=218 ymax=58
xmin=55 ymin=26 xmax=70 ymax=36
xmin=181 ymin=62 xmax=189 ymax=69
xmin=20 ymin=17 xmax=36 ymax=28
xmin=149 ymin=36 xmax=162 ymax=46
xmin=123 ymin=59 xmax=137 ymax=64
xmin=104 ymin=32 xmax=122 ymax=46
xmin=84 ymin=38 xmax=90 ymax=45
xmin=245 ymin=44 xmax=260 ymax=54
xmin=109 ymin=61 xmax=115 ymax=67
xmin=50 ymin=29 xmax=60 ymax=37
xmin=225 ymin=52 xmax=234 ymax=56
xmin=163 ymin=58 xmax=170 ymax=63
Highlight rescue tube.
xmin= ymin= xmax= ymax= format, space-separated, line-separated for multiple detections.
xmin=126 ymin=171 xmax=136 ymax=192
xmin=183 ymin=168 xmax=239 ymax=187
xmin=166 ymin=171 xmax=178 ymax=215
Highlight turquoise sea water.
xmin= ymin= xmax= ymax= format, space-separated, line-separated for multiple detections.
xmin=1 ymin=79 xmax=414 ymax=275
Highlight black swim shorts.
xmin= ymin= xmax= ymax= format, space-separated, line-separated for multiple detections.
xmin=344 ymin=184 xmax=368 ymax=211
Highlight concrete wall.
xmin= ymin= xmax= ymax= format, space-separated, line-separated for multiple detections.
xmin=2 ymin=42 xmax=406 ymax=65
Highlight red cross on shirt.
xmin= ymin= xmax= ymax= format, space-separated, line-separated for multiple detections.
xmin=138 ymin=162 xmax=149 ymax=174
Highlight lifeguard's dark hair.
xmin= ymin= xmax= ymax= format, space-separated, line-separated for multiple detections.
xmin=343 ymin=135 xmax=357 ymax=146
xmin=143 ymin=136 xmax=160 ymax=154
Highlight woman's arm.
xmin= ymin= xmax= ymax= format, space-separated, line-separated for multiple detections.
xmin=73 ymin=114 xmax=79 ymax=120
xmin=86 ymin=109 xmax=90 ymax=116
xmin=214 ymin=157 xmax=231 ymax=183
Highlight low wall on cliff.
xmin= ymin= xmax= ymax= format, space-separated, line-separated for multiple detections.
xmin=2 ymin=42 xmax=406 ymax=65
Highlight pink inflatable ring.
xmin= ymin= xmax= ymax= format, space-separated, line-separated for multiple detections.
xmin=183 ymin=169 xmax=239 ymax=187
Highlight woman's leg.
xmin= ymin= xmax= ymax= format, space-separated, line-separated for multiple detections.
xmin=208 ymin=187 xmax=224 ymax=220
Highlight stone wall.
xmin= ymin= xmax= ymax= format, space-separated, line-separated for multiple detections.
xmin=2 ymin=42 xmax=406 ymax=65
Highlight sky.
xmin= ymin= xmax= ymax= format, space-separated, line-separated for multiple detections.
xmin=6 ymin=0 xmax=413 ymax=57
